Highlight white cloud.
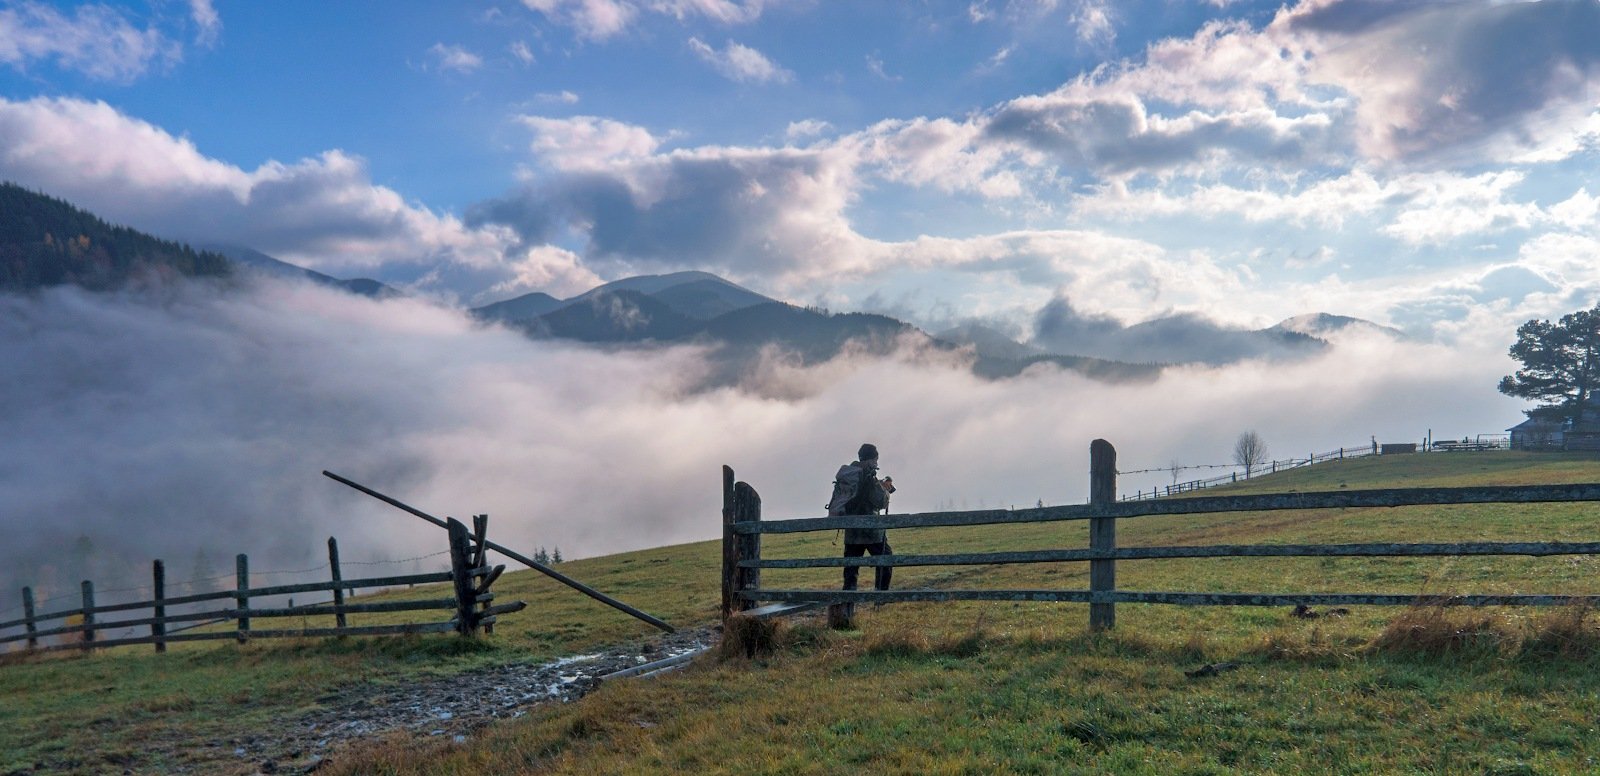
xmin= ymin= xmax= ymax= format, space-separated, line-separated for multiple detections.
xmin=687 ymin=37 xmax=792 ymax=84
xmin=866 ymin=53 xmax=900 ymax=82
xmin=523 ymin=0 xmax=637 ymax=40
xmin=517 ymin=114 xmax=661 ymax=171
xmin=1069 ymin=0 xmax=1113 ymax=46
xmin=785 ymin=119 xmax=831 ymax=142
xmin=510 ymin=40 xmax=536 ymax=65
xmin=0 ymin=1 xmax=181 ymax=82
xmin=0 ymin=96 xmax=559 ymax=298
xmin=650 ymin=0 xmax=771 ymax=24
xmin=537 ymin=89 xmax=581 ymax=104
xmin=1380 ymin=171 xmax=1542 ymax=246
xmin=522 ymin=0 xmax=772 ymax=40
xmin=426 ymin=43 xmax=483 ymax=74
xmin=189 ymin=0 xmax=220 ymax=47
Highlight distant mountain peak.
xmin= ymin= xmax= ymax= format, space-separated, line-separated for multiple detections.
xmin=1270 ymin=313 xmax=1404 ymax=340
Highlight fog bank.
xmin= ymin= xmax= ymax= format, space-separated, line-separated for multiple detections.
xmin=0 ymin=279 xmax=1524 ymax=606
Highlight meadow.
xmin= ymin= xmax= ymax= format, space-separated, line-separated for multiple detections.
xmin=5 ymin=451 xmax=1600 ymax=774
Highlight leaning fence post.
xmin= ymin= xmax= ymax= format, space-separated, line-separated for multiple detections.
xmin=1089 ymin=439 xmax=1117 ymax=631
xmin=327 ymin=538 xmax=347 ymax=630
xmin=447 ymin=517 xmax=478 ymax=636
xmin=80 ymin=580 xmax=96 ymax=651
xmin=235 ymin=554 xmax=249 ymax=643
xmin=732 ymin=481 xmax=762 ymax=615
xmin=22 ymin=587 xmax=37 ymax=650
xmin=721 ymin=465 xmax=736 ymax=621
xmin=153 ymin=560 xmax=167 ymax=653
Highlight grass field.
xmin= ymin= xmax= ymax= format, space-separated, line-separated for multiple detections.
xmin=5 ymin=451 xmax=1600 ymax=774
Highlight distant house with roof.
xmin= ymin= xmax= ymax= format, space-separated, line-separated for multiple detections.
xmin=1508 ymin=396 xmax=1600 ymax=450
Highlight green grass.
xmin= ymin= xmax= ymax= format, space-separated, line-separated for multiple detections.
xmin=6 ymin=451 xmax=1600 ymax=774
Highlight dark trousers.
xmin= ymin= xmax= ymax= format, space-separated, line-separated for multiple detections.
xmin=842 ymin=541 xmax=893 ymax=591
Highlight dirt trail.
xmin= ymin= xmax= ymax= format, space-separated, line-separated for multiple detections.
xmin=201 ymin=626 xmax=716 ymax=775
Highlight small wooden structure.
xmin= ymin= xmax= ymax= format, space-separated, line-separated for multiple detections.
xmin=1 ymin=516 xmax=525 ymax=657
xmin=722 ymin=439 xmax=1600 ymax=632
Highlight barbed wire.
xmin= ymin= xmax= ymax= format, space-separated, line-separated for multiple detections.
xmin=344 ymin=549 xmax=451 ymax=566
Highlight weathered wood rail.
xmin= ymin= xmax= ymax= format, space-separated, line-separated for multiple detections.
xmin=1 ymin=516 xmax=526 ymax=657
xmin=721 ymin=439 xmax=1600 ymax=630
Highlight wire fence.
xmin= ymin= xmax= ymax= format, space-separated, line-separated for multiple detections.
xmin=1119 ymin=433 xmax=1514 ymax=501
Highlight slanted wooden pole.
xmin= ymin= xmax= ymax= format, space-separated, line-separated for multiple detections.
xmin=1089 ymin=439 xmax=1117 ymax=631
xmin=471 ymin=514 xmax=489 ymax=570
xmin=447 ymin=518 xmax=477 ymax=636
xmin=321 ymin=470 xmax=674 ymax=633
xmin=328 ymin=538 xmax=347 ymax=630
xmin=732 ymin=481 xmax=762 ymax=615
xmin=721 ymin=465 xmax=737 ymax=621
xmin=80 ymin=580 xmax=96 ymax=651
xmin=152 ymin=560 xmax=167 ymax=653
xmin=235 ymin=554 xmax=249 ymax=643
xmin=473 ymin=515 xmax=495 ymax=635
xmin=22 ymin=587 xmax=37 ymax=650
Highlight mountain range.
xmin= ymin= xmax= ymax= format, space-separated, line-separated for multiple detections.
xmin=1 ymin=182 xmax=1401 ymax=383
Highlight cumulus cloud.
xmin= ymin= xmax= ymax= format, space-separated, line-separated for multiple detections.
xmin=687 ymin=37 xmax=792 ymax=83
xmin=517 ymin=114 xmax=662 ymax=171
xmin=0 ymin=1 xmax=181 ymax=82
xmin=0 ymin=96 xmax=596 ymax=299
xmin=1277 ymin=0 xmax=1600 ymax=163
xmin=426 ymin=43 xmax=484 ymax=73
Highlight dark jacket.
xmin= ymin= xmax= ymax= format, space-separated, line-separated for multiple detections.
xmin=836 ymin=460 xmax=889 ymax=544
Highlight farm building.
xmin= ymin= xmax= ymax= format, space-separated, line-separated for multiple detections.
xmin=1508 ymin=397 xmax=1600 ymax=450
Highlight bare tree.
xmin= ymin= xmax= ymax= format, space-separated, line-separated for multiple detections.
xmin=1233 ymin=431 xmax=1268 ymax=478
xmin=1168 ymin=459 xmax=1182 ymax=486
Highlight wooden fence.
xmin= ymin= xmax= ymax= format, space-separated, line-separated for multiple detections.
xmin=1 ymin=516 xmax=525 ymax=656
xmin=722 ymin=440 xmax=1600 ymax=629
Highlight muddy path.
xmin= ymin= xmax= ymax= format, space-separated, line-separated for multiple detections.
xmin=201 ymin=626 xmax=717 ymax=775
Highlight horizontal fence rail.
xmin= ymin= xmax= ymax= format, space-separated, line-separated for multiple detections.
xmin=740 ymin=590 xmax=1600 ymax=608
xmin=742 ymin=541 xmax=1600 ymax=569
xmin=719 ymin=440 xmax=1600 ymax=632
xmin=4 ymin=518 xmax=526 ymax=658
xmin=736 ymin=482 xmax=1600 ymax=536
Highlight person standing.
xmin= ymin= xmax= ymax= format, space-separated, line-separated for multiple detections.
xmin=828 ymin=443 xmax=896 ymax=591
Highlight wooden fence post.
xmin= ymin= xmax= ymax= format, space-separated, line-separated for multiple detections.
xmin=80 ymin=580 xmax=95 ymax=651
xmin=721 ymin=465 xmax=736 ymax=621
xmin=472 ymin=514 xmax=495 ymax=634
xmin=22 ymin=587 xmax=37 ymax=650
xmin=732 ymin=481 xmax=762 ymax=614
xmin=1089 ymin=439 xmax=1117 ymax=631
xmin=235 ymin=554 xmax=249 ymax=643
xmin=328 ymin=537 xmax=347 ymax=630
xmin=152 ymin=560 xmax=166 ymax=653
xmin=447 ymin=517 xmax=478 ymax=636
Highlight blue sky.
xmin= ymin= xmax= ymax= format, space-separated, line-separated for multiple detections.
xmin=3 ymin=0 xmax=1599 ymax=344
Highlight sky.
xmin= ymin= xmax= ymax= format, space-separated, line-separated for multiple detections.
xmin=1 ymin=0 xmax=1597 ymax=334
xmin=2 ymin=0 xmax=1600 ymax=612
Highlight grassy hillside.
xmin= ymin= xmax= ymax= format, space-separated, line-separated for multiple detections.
xmin=5 ymin=451 xmax=1600 ymax=774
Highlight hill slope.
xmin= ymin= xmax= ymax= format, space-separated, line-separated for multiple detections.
xmin=0 ymin=182 xmax=231 ymax=291
xmin=7 ymin=452 xmax=1600 ymax=774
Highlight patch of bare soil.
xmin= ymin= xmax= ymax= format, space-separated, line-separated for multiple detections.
xmin=174 ymin=627 xmax=714 ymax=775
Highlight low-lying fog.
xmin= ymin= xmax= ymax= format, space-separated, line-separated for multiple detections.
xmin=0 ymin=278 xmax=1523 ymax=605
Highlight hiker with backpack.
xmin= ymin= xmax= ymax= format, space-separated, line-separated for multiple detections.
xmin=828 ymin=443 xmax=897 ymax=591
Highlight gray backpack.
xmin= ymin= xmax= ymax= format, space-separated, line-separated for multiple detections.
xmin=827 ymin=465 xmax=875 ymax=516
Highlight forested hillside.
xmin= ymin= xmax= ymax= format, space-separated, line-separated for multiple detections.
xmin=0 ymin=182 xmax=231 ymax=291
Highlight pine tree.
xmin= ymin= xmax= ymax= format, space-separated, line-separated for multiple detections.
xmin=1499 ymin=304 xmax=1600 ymax=422
xmin=551 ymin=547 xmax=563 ymax=564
